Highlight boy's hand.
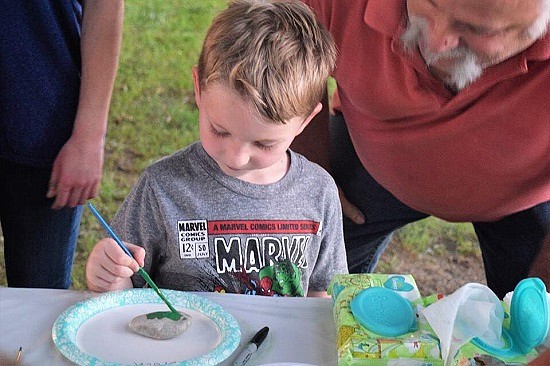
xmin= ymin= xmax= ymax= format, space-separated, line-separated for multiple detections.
xmin=85 ymin=238 xmax=146 ymax=292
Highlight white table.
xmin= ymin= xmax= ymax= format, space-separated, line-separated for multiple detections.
xmin=0 ymin=287 xmax=336 ymax=366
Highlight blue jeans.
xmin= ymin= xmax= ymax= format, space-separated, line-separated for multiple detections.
xmin=329 ymin=112 xmax=550 ymax=298
xmin=0 ymin=159 xmax=82 ymax=288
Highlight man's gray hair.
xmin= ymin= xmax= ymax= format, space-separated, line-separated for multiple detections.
xmin=526 ymin=0 xmax=550 ymax=39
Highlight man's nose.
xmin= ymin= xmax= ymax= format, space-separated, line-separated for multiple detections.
xmin=428 ymin=17 xmax=459 ymax=52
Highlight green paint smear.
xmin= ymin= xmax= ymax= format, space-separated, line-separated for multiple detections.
xmin=138 ymin=267 xmax=181 ymax=321
xmin=146 ymin=311 xmax=182 ymax=321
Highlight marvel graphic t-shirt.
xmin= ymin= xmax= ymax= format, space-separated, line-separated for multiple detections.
xmin=176 ymin=218 xmax=325 ymax=296
xmin=113 ymin=142 xmax=348 ymax=296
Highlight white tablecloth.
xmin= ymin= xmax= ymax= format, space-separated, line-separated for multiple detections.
xmin=0 ymin=287 xmax=336 ymax=366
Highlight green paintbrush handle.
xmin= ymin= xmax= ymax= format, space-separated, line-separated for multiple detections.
xmin=137 ymin=267 xmax=180 ymax=315
xmin=87 ymin=203 xmax=180 ymax=319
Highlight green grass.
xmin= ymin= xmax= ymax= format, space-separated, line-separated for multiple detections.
xmin=396 ymin=217 xmax=479 ymax=256
xmin=0 ymin=0 xmax=480 ymax=289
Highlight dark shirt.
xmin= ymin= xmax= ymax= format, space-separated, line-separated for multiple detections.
xmin=0 ymin=0 xmax=83 ymax=167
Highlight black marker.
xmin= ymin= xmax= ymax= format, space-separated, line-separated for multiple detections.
xmin=232 ymin=326 xmax=270 ymax=366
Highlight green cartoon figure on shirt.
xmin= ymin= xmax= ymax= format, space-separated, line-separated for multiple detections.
xmin=259 ymin=260 xmax=304 ymax=297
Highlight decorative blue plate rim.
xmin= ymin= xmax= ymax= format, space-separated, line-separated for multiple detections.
xmin=52 ymin=288 xmax=241 ymax=366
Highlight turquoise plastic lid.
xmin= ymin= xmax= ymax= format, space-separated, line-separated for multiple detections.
xmin=471 ymin=277 xmax=549 ymax=357
xmin=509 ymin=277 xmax=549 ymax=353
xmin=350 ymin=286 xmax=417 ymax=337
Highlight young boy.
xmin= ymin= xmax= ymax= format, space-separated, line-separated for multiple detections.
xmin=86 ymin=0 xmax=347 ymax=297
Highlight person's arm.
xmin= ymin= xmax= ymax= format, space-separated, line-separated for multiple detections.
xmin=291 ymin=91 xmax=365 ymax=224
xmin=86 ymin=238 xmax=145 ymax=292
xmin=307 ymin=290 xmax=330 ymax=298
xmin=528 ymin=231 xmax=550 ymax=288
xmin=48 ymin=0 xmax=124 ymax=209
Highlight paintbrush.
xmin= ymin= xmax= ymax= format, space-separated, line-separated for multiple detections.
xmin=87 ymin=202 xmax=181 ymax=321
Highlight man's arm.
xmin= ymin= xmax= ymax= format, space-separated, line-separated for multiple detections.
xmin=292 ymin=90 xmax=365 ymax=224
xmin=48 ymin=0 xmax=124 ymax=208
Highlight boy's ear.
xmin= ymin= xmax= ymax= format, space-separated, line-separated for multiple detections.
xmin=296 ymin=102 xmax=323 ymax=136
xmin=192 ymin=66 xmax=201 ymax=106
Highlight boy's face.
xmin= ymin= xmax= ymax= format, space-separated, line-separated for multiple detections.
xmin=193 ymin=68 xmax=320 ymax=184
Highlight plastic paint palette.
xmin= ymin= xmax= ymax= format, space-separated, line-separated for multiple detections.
xmin=350 ymin=286 xmax=417 ymax=337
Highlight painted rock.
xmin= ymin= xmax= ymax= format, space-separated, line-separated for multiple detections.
xmin=129 ymin=311 xmax=192 ymax=340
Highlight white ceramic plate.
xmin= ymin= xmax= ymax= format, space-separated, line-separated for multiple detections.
xmin=52 ymin=288 xmax=240 ymax=365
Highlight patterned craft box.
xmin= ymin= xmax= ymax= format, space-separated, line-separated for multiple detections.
xmin=328 ymin=273 xmax=443 ymax=366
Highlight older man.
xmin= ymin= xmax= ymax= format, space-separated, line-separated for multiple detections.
xmin=294 ymin=0 xmax=550 ymax=299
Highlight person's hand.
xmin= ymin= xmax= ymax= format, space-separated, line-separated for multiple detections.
xmin=338 ymin=186 xmax=365 ymax=225
xmin=85 ymin=238 xmax=145 ymax=292
xmin=47 ymin=134 xmax=104 ymax=209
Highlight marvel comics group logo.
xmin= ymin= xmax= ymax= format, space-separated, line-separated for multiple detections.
xmin=178 ymin=220 xmax=209 ymax=259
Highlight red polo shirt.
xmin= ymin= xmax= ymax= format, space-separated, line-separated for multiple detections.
xmin=304 ymin=0 xmax=550 ymax=222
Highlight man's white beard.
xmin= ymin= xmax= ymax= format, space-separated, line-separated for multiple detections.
xmin=401 ymin=16 xmax=483 ymax=91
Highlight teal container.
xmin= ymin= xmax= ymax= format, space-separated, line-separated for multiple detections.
xmin=471 ymin=277 xmax=549 ymax=357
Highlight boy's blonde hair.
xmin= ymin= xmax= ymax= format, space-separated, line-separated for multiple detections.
xmin=197 ymin=0 xmax=337 ymax=124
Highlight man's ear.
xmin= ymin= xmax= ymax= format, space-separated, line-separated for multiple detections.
xmin=192 ymin=65 xmax=201 ymax=107
xmin=296 ymin=102 xmax=323 ymax=136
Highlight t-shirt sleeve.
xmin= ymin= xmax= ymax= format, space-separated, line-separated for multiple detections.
xmin=307 ymin=178 xmax=349 ymax=292
xmin=111 ymin=170 xmax=167 ymax=288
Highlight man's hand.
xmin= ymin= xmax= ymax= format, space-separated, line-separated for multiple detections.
xmin=85 ymin=238 xmax=145 ymax=292
xmin=290 ymin=91 xmax=366 ymax=225
xmin=46 ymin=0 xmax=124 ymax=209
xmin=338 ymin=186 xmax=365 ymax=225
xmin=47 ymin=135 xmax=104 ymax=209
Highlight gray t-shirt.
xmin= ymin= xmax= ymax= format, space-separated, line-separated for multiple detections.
xmin=113 ymin=142 xmax=348 ymax=296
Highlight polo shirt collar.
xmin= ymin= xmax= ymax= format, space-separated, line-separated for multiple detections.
xmin=524 ymin=32 xmax=550 ymax=61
